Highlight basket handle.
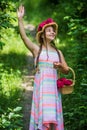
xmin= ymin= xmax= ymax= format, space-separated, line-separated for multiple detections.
xmin=58 ymin=67 xmax=75 ymax=84
xmin=68 ymin=67 xmax=75 ymax=84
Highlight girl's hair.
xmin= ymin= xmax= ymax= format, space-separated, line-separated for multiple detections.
xmin=35 ymin=43 xmax=43 ymax=68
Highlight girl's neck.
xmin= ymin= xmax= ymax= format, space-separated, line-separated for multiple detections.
xmin=42 ymin=43 xmax=56 ymax=52
xmin=43 ymin=42 xmax=52 ymax=48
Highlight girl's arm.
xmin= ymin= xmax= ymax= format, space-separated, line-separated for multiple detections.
xmin=17 ymin=5 xmax=39 ymax=57
xmin=54 ymin=50 xmax=69 ymax=74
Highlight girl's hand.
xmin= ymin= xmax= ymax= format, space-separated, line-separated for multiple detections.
xmin=53 ymin=61 xmax=69 ymax=74
xmin=53 ymin=62 xmax=62 ymax=69
xmin=17 ymin=5 xmax=25 ymax=19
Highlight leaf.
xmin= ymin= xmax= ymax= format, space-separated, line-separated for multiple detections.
xmin=8 ymin=112 xmax=14 ymax=119
xmin=0 ymin=41 xmax=5 ymax=49
xmin=13 ymin=107 xmax=22 ymax=112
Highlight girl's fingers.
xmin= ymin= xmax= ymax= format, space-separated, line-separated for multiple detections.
xmin=53 ymin=62 xmax=62 ymax=69
xmin=18 ymin=5 xmax=23 ymax=12
xmin=17 ymin=5 xmax=24 ymax=17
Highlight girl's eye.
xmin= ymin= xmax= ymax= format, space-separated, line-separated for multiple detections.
xmin=45 ymin=26 xmax=55 ymax=33
xmin=46 ymin=28 xmax=50 ymax=32
xmin=47 ymin=29 xmax=54 ymax=32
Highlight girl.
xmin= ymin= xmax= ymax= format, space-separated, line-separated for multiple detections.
xmin=17 ymin=5 xmax=69 ymax=130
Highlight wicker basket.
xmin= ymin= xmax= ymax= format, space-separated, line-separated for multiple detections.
xmin=59 ymin=67 xmax=75 ymax=94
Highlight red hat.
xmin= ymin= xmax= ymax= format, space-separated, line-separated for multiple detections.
xmin=36 ymin=18 xmax=58 ymax=44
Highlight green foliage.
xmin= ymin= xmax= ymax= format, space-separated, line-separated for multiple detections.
xmin=0 ymin=107 xmax=23 ymax=130
xmin=0 ymin=20 xmax=28 ymax=129
xmin=0 ymin=68 xmax=21 ymax=108
xmin=0 ymin=0 xmax=19 ymax=49
xmin=0 ymin=57 xmax=24 ymax=129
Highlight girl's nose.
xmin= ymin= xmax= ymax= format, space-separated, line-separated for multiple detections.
xmin=51 ymin=31 xmax=55 ymax=34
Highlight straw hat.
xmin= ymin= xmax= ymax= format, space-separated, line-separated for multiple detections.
xmin=36 ymin=18 xmax=58 ymax=44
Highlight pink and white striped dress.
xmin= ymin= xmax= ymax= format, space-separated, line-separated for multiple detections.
xmin=29 ymin=49 xmax=64 ymax=130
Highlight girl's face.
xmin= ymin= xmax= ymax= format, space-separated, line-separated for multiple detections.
xmin=44 ymin=26 xmax=56 ymax=42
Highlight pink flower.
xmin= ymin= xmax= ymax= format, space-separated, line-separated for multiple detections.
xmin=38 ymin=18 xmax=55 ymax=32
xmin=57 ymin=80 xmax=64 ymax=88
xmin=57 ymin=78 xmax=73 ymax=88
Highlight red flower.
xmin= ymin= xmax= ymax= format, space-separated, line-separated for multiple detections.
xmin=57 ymin=78 xmax=73 ymax=88
xmin=37 ymin=18 xmax=55 ymax=32
xmin=57 ymin=80 xmax=64 ymax=88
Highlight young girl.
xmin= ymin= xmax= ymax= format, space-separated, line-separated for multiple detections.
xmin=17 ymin=5 xmax=69 ymax=130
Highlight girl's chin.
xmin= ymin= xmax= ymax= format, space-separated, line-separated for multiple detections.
xmin=47 ymin=40 xmax=54 ymax=43
xmin=47 ymin=38 xmax=55 ymax=42
xmin=50 ymin=37 xmax=55 ymax=40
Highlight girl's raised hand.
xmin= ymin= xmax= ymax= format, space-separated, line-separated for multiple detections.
xmin=17 ymin=5 xmax=25 ymax=19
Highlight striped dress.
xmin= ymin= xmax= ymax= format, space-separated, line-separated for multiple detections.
xmin=29 ymin=49 xmax=64 ymax=130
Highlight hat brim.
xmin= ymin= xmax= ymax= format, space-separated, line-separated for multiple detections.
xmin=36 ymin=22 xmax=58 ymax=44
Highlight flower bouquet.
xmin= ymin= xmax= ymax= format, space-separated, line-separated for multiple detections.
xmin=57 ymin=67 xmax=75 ymax=94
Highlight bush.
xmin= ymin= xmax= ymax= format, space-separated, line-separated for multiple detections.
xmin=0 ymin=107 xmax=23 ymax=130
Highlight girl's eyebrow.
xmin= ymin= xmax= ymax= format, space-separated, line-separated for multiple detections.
xmin=46 ymin=28 xmax=54 ymax=31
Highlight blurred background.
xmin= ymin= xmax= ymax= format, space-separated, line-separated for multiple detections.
xmin=0 ymin=0 xmax=87 ymax=130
